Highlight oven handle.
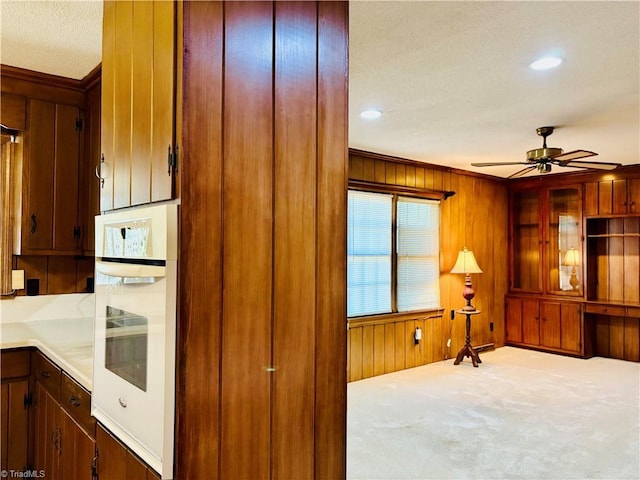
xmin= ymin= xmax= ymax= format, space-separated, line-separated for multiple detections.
xmin=96 ymin=260 xmax=166 ymax=278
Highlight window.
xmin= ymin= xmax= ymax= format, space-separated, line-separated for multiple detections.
xmin=347 ymin=190 xmax=441 ymax=317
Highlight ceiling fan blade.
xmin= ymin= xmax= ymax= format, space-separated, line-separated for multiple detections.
xmin=559 ymin=160 xmax=621 ymax=170
xmin=552 ymin=149 xmax=598 ymax=162
xmin=471 ymin=162 xmax=529 ymax=167
xmin=508 ymin=165 xmax=536 ymax=179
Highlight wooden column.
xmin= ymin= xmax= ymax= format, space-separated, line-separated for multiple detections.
xmin=177 ymin=2 xmax=348 ymax=479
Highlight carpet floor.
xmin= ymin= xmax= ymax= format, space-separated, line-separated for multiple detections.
xmin=347 ymin=346 xmax=640 ymax=480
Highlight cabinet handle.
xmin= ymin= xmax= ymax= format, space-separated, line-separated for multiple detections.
xmin=96 ymin=153 xmax=112 ymax=188
xmin=69 ymin=395 xmax=81 ymax=407
xmin=167 ymin=145 xmax=172 ymax=175
xmin=40 ymin=370 xmax=51 ymax=379
xmin=30 ymin=214 xmax=37 ymax=234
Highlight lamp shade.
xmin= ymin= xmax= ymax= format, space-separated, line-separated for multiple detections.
xmin=562 ymin=247 xmax=580 ymax=267
xmin=450 ymin=247 xmax=483 ymax=274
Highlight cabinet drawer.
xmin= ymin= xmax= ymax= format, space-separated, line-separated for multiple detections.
xmin=585 ymin=304 xmax=626 ymax=317
xmin=32 ymin=351 xmax=61 ymax=398
xmin=1 ymin=349 xmax=31 ymax=379
xmin=60 ymin=372 xmax=95 ymax=438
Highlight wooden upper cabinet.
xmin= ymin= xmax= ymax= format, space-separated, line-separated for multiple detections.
xmin=1 ymin=93 xmax=26 ymax=130
xmin=19 ymin=99 xmax=82 ymax=255
xmin=100 ymin=0 xmax=176 ymax=212
xmin=585 ymin=178 xmax=640 ymax=216
xmin=509 ymin=185 xmax=582 ymax=296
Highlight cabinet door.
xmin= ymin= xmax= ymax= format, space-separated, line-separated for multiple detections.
xmin=23 ymin=100 xmax=81 ymax=253
xmin=511 ymin=190 xmax=542 ymax=292
xmin=539 ymin=301 xmax=561 ymax=349
xmin=505 ymin=297 xmax=523 ymax=343
xmin=33 ymin=382 xmax=61 ymax=480
xmin=97 ymin=424 xmax=157 ymax=480
xmin=627 ymin=179 xmax=640 ymax=214
xmin=521 ymin=299 xmax=540 ymax=345
xmin=546 ymin=187 xmax=581 ymax=295
xmin=0 ymin=379 xmax=29 ymax=472
xmin=59 ymin=411 xmax=96 ymax=480
xmin=101 ymin=0 xmax=175 ymax=211
xmin=24 ymin=99 xmax=55 ymax=250
xmin=560 ymin=302 xmax=582 ymax=353
xmin=613 ymin=179 xmax=628 ymax=214
xmin=52 ymin=104 xmax=81 ymax=251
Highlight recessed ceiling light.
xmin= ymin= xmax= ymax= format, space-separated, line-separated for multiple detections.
xmin=360 ymin=109 xmax=382 ymax=120
xmin=529 ymin=56 xmax=564 ymax=71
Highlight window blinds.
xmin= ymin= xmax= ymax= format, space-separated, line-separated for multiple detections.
xmin=347 ymin=191 xmax=392 ymax=316
xmin=396 ymin=197 xmax=441 ymax=311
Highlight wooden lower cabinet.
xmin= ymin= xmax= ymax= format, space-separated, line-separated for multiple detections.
xmin=33 ymin=375 xmax=95 ymax=480
xmin=96 ymin=424 xmax=160 ymax=480
xmin=1 ymin=350 xmax=30 ymax=473
xmin=506 ymin=296 xmax=583 ymax=355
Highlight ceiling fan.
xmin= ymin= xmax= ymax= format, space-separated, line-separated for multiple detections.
xmin=471 ymin=126 xmax=621 ymax=178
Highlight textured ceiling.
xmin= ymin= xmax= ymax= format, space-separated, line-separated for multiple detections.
xmin=1 ymin=1 xmax=638 ymax=178
xmin=0 ymin=0 xmax=102 ymax=80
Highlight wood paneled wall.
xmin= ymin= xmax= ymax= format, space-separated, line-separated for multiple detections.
xmin=347 ymin=151 xmax=509 ymax=381
xmin=178 ymin=3 xmax=348 ymax=480
xmin=593 ymin=315 xmax=640 ymax=362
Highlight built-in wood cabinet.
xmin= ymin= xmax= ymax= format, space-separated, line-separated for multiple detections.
xmin=510 ymin=185 xmax=582 ymax=296
xmin=96 ymin=424 xmax=160 ymax=480
xmin=508 ymin=167 xmax=640 ymax=362
xmin=17 ymin=99 xmax=82 ymax=255
xmin=31 ymin=351 xmax=96 ymax=480
xmin=100 ymin=0 xmax=177 ymax=211
xmin=0 ymin=349 xmax=30 ymax=473
xmin=506 ymin=297 xmax=583 ymax=354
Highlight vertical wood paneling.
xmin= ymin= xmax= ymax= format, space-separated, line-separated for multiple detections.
xmin=349 ymin=328 xmax=363 ymax=381
xmin=384 ymin=323 xmax=395 ymax=373
xmin=177 ymin=3 xmax=223 ymax=480
xmin=362 ymin=159 xmax=375 ymax=182
xmin=613 ymin=179 xmax=627 ymax=214
xmin=609 ymin=317 xmax=625 ymax=359
xmin=394 ymin=322 xmax=406 ymax=370
xmin=113 ymin=1 xmax=133 ymax=209
xmin=130 ymin=0 xmax=153 ymax=205
xmin=221 ymin=3 xmax=273 ymax=479
xmin=0 ymin=384 xmax=7 ymax=468
xmin=595 ymin=316 xmax=610 ymax=356
xmin=362 ymin=325 xmax=374 ymax=378
xmin=624 ymin=218 xmax=639 ymax=303
xmin=609 ymin=236 xmax=624 ymax=302
xmin=272 ymin=4 xmax=317 ymax=478
xmin=405 ymin=319 xmax=416 ymax=368
xmin=373 ymin=325 xmax=385 ymax=376
xmin=350 ymin=155 xmax=364 ymax=180
xmin=314 ymin=3 xmax=348 ymax=477
xmin=374 ymin=160 xmax=386 ymax=183
xmin=623 ymin=318 xmax=640 ymax=361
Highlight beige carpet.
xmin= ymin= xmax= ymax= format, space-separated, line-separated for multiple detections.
xmin=347 ymin=346 xmax=640 ymax=480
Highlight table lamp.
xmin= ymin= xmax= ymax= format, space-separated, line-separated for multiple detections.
xmin=450 ymin=247 xmax=483 ymax=311
xmin=562 ymin=247 xmax=580 ymax=291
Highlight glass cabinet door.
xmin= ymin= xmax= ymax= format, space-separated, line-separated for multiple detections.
xmin=547 ymin=187 xmax=581 ymax=295
xmin=511 ymin=190 xmax=542 ymax=292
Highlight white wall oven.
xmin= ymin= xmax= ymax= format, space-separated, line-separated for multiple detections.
xmin=92 ymin=204 xmax=178 ymax=479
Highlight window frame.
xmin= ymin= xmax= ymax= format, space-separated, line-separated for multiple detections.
xmin=347 ymin=182 xmax=445 ymax=319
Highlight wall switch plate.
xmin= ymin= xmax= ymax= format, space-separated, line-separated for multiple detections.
xmin=11 ymin=270 xmax=25 ymax=290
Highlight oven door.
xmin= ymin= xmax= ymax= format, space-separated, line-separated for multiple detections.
xmin=92 ymin=263 xmax=176 ymax=479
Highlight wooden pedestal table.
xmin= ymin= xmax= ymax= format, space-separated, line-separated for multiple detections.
xmin=454 ymin=309 xmax=482 ymax=367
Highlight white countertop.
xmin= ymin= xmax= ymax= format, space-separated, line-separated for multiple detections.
xmin=1 ymin=318 xmax=94 ymax=391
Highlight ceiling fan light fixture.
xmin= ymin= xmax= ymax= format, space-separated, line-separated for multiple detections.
xmin=529 ymin=56 xmax=564 ymax=71
xmin=526 ymin=147 xmax=563 ymax=161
